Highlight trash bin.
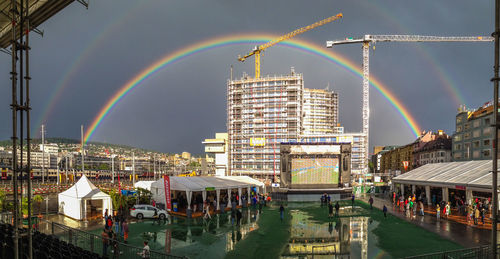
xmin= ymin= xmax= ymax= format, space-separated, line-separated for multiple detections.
xmin=173 ymin=203 xmax=178 ymax=212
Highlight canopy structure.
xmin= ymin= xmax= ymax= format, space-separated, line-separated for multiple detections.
xmin=134 ymin=181 xmax=155 ymax=191
xmin=151 ymin=176 xmax=264 ymax=214
xmin=392 ymin=160 xmax=499 ymax=190
xmin=58 ymin=174 xmax=112 ymax=220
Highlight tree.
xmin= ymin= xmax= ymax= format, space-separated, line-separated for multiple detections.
xmin=33 ymin=195 xmax=44 ymax=216
xmin=0 ymin=190 xmax=5 ymax=212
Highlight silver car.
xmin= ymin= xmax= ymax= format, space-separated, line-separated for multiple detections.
xmin=130 ymin=204 xmax=167 ymax=220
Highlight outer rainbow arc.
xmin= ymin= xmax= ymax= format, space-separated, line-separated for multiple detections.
xmin=83 ymin=34 xmax=422 ymax=144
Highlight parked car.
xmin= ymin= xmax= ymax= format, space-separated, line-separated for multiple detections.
xmin=130 ymin=204 xmax=167 ymax=220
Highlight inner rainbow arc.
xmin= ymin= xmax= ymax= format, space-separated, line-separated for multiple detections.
xmin=83 ymin=34 xmax=422 ymax=144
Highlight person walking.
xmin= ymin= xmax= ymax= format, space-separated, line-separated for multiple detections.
xmin=383 ymin=205 xmax=388 ymax=218
xmin=369 ymin=196 xmax=374 ymax=210
xmin=445 ymin=202 xmax=450 ymax=219
xmin=236 ymin=209 xmax=242 ymax=225
xmin=231 ymin=209 xmax=236 ymax=226
xmin=335 ymin=201 xmax=340 ymax=218
xmin=280 ymin=204 xmax=285 ymax=222
xmin=480 ymin=207 xmax=485 ymax=225
xmin=436 ymin=204 xmax=441 ymax=220
xmin=328 ymin=202 xmax=334 ymax=218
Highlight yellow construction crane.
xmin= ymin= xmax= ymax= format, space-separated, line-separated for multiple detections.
xmin=238 ymin=13 xmax=343 ymax=79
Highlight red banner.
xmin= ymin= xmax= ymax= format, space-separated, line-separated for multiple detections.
xmin=164 ymin=175 xmax=171 ymax=211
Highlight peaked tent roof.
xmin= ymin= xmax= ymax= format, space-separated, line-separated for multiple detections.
xmin=151 ymin=176 xmax=261 ymax=192
xmin=392 ymin=160 xmax=500 ymax=189
xmin=59 ymin=174 xmax=109 ymax=199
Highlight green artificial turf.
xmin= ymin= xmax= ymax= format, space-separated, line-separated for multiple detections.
xmin=299 ymin=200 xmax=463 ymax=258
xmin=225 ymin=205 xmax=291 ymax=259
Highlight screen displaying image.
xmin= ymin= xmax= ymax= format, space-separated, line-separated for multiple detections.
xmin=291 ymin=158 xmax=339 ymax=185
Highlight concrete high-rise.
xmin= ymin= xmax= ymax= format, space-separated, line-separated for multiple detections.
xmin=303 ymin=88 xmax=338 ymax=135
xmin=227 ymin=68 xmax=365 ymax=182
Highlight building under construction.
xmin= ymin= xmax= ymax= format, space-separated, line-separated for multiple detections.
xmin=227 ymin=68 xmax=366 ymax=182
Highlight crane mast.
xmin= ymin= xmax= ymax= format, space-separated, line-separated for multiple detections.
xmin=326 ymin=34 xmax=494 ymax=176
xmin=238 ymin=13 xmax=343 ymax=78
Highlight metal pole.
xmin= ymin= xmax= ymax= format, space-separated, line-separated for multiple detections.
xmin=24 ymin=1 xmax=33 ymax=256
xmin=81 ymin=125 xmax=84 ymax=174
xmin=493 ymin=0 xmax=500 ymax=255
xmin=132 ymin=152 xmax=135 ymax=186
xmin=65 ymin=156 xmax=68 ymax=183
xmin=111 ymin=155 xmax=114 ymax=183
xmin=10 ymin=1 xmax=19 ymax=258
xmin=41 ymin=124 xmax=44 ymax=184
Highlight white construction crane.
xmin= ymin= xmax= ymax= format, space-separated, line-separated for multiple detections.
xmin=326 ymin=35 xmax=494 ymax=175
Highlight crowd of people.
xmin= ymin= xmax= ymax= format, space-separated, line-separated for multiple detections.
xmin=391 ymin=191 xmax=492 ymax=226
xmin=101 ymin=209 xmax=130 ymax=258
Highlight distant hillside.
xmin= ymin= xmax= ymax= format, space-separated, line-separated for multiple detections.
xmin=0 ymin=138 xmax=172 ymax=155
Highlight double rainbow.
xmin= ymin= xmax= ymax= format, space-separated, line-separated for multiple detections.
xmin=83 ymin=34 xmax=422 ymax=143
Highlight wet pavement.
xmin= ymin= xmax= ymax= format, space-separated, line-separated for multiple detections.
xmin=360 ymin=195 xmax=494 ymax=247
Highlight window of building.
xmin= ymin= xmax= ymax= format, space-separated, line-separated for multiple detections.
xmin=484 ymin=149 xmax=491 ymax=157
xmin=484 ymin=139 xmax=491 ymax=146
xmin=464 ymin=132 xmax=471 ymax=139
xmin=485 ymin=117 xmax=491 ymax=126
xmin=473 ymin=130 xmax=481 ymax=138
xmin=454 ymin=152 xmax=461 ymax=159
xmin=484 ymin=127 xmax=492 ymax=136
xmin=454 ymin=144 xmax=462 ymax=150
xmin=454 ymin=134 xmax=462 ymax=141
xmin=473 ymin=141 xmax=480 ymax=148
xmin=456 ymin=116 xmax=462 ymax=124
xmin=473 ymin=150 xmax=480 ymax=158
xmin=464 ymin=123 xmax=471 ymax=130
xmin=473 ymin=120 xmax=480 ymax=128
xmin=457 ymin=126 xmax=462 ymax=133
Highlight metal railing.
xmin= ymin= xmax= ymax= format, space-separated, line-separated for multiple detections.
xmin=404 ymin=245 xmax=500 ymax=259
xmin=37 ymin=219 xmax=186 ymax=259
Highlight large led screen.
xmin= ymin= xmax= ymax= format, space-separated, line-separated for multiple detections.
xmin=291 ymin=158 xmax=339 ymax=185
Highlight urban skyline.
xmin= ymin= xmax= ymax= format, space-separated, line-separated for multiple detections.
xmin=0 ymin=0 xmax=494 ymax=154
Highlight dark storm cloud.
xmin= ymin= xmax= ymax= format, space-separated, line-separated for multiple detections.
xmin=0 ymin=0 xmax=494 ymax=154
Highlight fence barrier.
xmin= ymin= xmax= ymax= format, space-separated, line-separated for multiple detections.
xmin=404 ymin=245 xmax=500 ymax=259
xmin=37 ymin=219 xmax=186 ymax=259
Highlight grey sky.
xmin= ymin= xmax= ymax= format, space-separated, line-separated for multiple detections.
xmin=0 ymin=0 xmax=494 ymax=154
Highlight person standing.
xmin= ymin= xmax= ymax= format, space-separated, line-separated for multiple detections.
xmin=445 ymin=202 xmax=450 ymax=219
xmin=101 ymin=228 xmax=109 ymax=256
xmin=280 ymin=204 xmax=285 ymax=222
xmin=335 ymin=201 xmax=340 ymax=217
xmin=204 ymin=202 xmax=212 ymax=220
xmin=480 ymin=207 xmax=485 ymax=225
xmin=383 ymin=205 xmax=388 ymax=218
xmin=369 ymin=196 xmax=374 ymax=210
xmin=351 ymin=194 xmax=355 ymax=208
xmin=436 ymin=204 xmax=441 ymax=220
xmin=122 ymin=220 xmax=129 ymax=243
xmin=419 ymin=200 xmax=424 ymax=216
xmin=328 ymin=202 xmax=334 ymax=218
xmin=474 ymin=206 xmax=480 ymax=225
xmin=138 ymin=241 xmax=150 ymax=259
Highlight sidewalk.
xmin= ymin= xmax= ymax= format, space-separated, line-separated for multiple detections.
xmin=361 ymin=195 xmax=495 ymax=248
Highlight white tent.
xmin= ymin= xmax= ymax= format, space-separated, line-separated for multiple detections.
xmin=134 ymin=181 xmax=155 ymax=191
xmin=151 ymin=176 xmax=264 ymax=212
xmin=58 ymin=174 xmax=112 ymax=220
